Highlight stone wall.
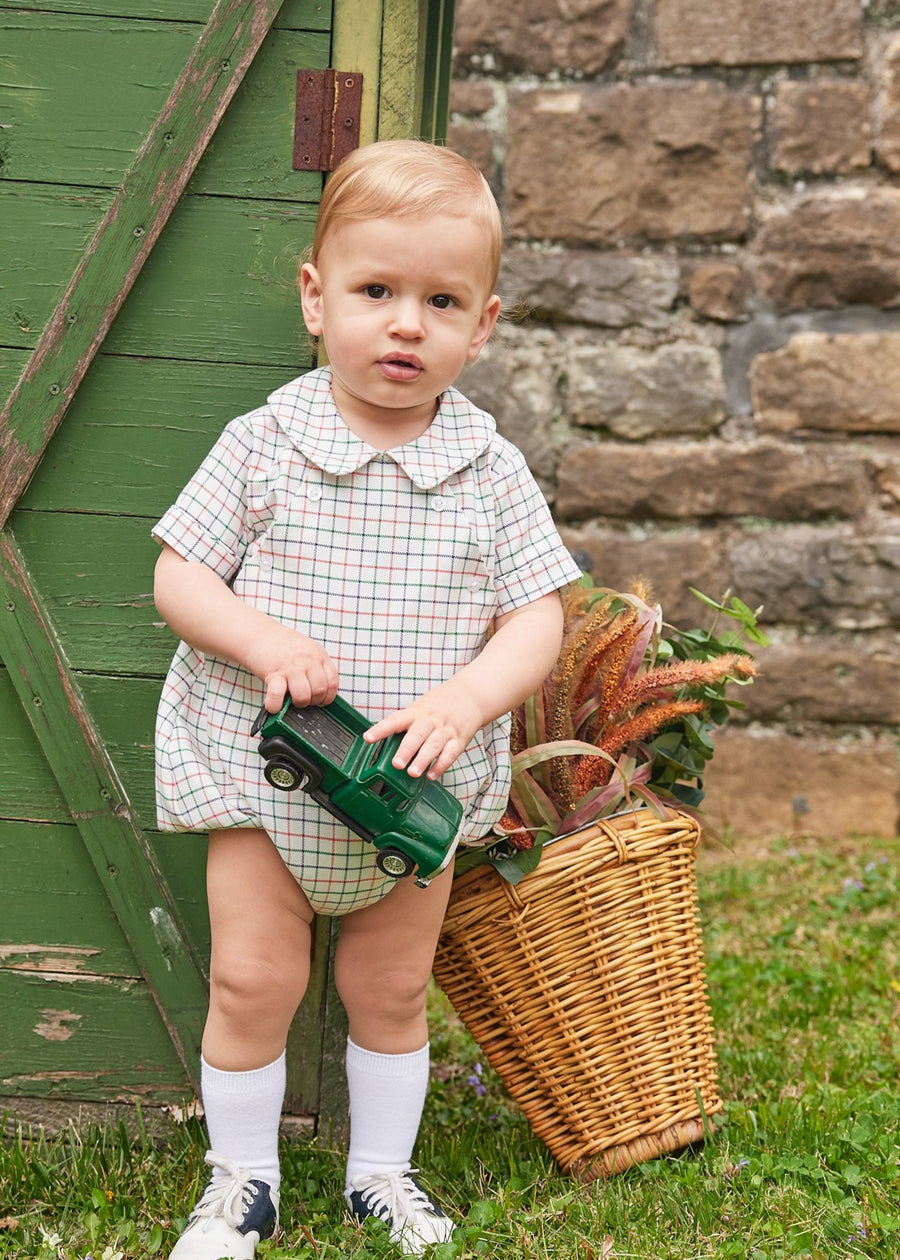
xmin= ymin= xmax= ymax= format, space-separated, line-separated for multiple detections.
xmin=449 ymin=0 xmax=900 ymax=842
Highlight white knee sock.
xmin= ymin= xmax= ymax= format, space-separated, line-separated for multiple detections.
xmin=200 ymin=1052 xmax=285 ymax=1193
xmin=344 ymin=1038 xmax=430 ymax=1187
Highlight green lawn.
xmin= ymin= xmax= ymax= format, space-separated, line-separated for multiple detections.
xmin=2 ymin=834 xmax=899 ymax=1259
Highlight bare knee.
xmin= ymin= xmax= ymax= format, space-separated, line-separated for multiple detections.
xmin=207 ymin=937 xmax=311 ymax=1048
xmin=334 ymin=955 xmax=431 ymax=1029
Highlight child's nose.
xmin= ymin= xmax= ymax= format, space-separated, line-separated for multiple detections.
xmin=389 ymin=299 xmax=425 ymax=338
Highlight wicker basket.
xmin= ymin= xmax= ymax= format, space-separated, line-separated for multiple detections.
xmin=432 ymin=808 xmax=722 ymax=1180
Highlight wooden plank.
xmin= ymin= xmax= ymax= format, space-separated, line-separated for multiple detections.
xmin=331 ymin=0 xmax=384 ymax=146
xmin=0 ymin=529 xmax=209 ymax=1081
xmin=378 ymin=0 xmax=425 ymax=141
xmin=1 ymin=17 xmax=327 ymax=197
xmin=0 ymin=0 xmax=330 ymax=28
xmin=1 ymin=186 xmax=317 ymax=364
xmin=191 ymin=27 xmax=329 ymax=196
xmin=76 ymin=674 xmax=162 ymax=826
xmin=0 ymin=183 xmax=314 ymax=392
xmin=0 ymin=817 xmax=210 ymax=980
xmin=418 ymin=0 xmax=456 ymax=142
xmin=0 ymin=669 xmax=70 ymax=824
xmin=0 ymin=185 xmax=114 ymax=352
xmin=0 ymin=16 xmax=198 ymax=188
xmin=285 ymin=916 xmax=349 ymax=1138
xmin=0 ymin=820 xmax=145 ymax=978
xmin=153 ymin=831 xmax=212 ymax=967
xmin=18 ymin=356 xmax=293 ymax=516
xmin=0 ymin=0 xmax=289 ymax=532
xmin=104 ymin=194 xmax=317 ymax=364
xmin=0 ymin=970 xmax=189 ymax=1105
xmin=10 ymin=512 xmax=176 ymax=677
xmin=1 ymin=349 xmax=32 ymax=387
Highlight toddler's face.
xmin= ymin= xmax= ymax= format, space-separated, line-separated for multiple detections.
xmin=300 ymin=213 xmax=500 ymax=446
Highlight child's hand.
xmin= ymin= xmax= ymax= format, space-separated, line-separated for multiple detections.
xmin=245 ymin=626 xmax=339 ymax=712
xmin=363 ymin=679 xmax=484 ymax=780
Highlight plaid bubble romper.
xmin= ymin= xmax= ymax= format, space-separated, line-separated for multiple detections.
xmin=153 ymin=367 xmax=581 ymax=914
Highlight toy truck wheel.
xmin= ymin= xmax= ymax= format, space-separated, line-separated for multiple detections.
xmin=376 ymin=847 xmax=416 ymax=880
xmin=264 ymin=757 xmax=308 ymax=792
xmin=258 ymin=736 xmax=322 ymax=793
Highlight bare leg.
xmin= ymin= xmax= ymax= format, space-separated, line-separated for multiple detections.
xmin=169 ymin=831 xmax=315 ymax=1257
xmin=334 ymin=863 xmax=454 ymax=1052
xmin=203 ymin=828 xmax=315 ymax=1070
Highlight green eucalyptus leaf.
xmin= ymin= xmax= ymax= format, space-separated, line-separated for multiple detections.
xmin=670 ymin=782 xmax=705 ymax=807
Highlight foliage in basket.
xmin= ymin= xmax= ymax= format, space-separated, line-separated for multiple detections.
xmin=465 ymin=577 xmax=769 ymax=883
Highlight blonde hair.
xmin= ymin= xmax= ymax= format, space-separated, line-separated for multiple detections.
xmin=310 ymin=139 xmax=503 ymax=293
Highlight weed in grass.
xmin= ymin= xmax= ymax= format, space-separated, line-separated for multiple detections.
xmin=2 ymin=837 xmax=899 ymax=1258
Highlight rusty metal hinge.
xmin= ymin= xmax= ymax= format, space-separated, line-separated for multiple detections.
xmin=294 ymin=68 xmax=363 ymax=172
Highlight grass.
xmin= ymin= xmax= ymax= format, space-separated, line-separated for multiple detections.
xmin=2 ymin=833 xmax=899 ymax=1259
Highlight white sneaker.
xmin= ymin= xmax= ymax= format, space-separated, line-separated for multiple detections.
xmin=169 ymin=1151 xmax=279 ymax=1259
xmin=345 ymin=1169 xmax=455 ymax=1255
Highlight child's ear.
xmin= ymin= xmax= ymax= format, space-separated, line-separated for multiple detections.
xmin=467 ymin=294 xmax=502 ymax=361
xmin=300 ymin=262 xmax=324 ymax=336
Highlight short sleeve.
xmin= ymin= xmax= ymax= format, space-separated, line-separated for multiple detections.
xmin=152 ymin=418 xmax=257 ymax=583
xmin=490 ymin=442 xmax=583 ymax=613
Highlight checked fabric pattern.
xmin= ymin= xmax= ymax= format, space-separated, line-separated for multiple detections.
xmin=153 ymin=367 xmax=581 ymax=914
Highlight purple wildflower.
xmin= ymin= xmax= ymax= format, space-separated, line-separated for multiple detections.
xmin=467 ymin=1062 xmax=488 ymax=1097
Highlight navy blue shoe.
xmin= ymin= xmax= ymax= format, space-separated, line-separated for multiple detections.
xmin=345 ymin=1169 xmax=454 ymax=1255
xmin=169 ymin=1151 xmax=278 ymax=1259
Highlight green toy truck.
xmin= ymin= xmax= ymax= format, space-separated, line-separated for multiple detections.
xmin=252 ymin=695 xmax=463 ymax=887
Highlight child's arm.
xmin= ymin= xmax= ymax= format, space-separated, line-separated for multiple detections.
xmin=363 ymin=591 xmax=564 ymax=780
xmin=154 ymin=544 xmax=339 ymax=710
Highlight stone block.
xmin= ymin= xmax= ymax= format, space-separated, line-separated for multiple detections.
xmin=878 ymin=33 xmax=900 ymax=173
xmin=446 ymin=119 xmax=496 ymax=184
xmin=500 ymin=248 xmax=679 ymax=329
xmin=743 ymin=638 xmax=900 ymax=724
xmin=700 ymin=728 xmax=899 ymax=842
xmin=507 ymin=82 xmax=759 ymax=245
xmin=556 ymin=525 xmax=724 ymax=625
xmin=656 ymin=0 xmax=863 ymax=67
xmin=556 ymin=440 xmax=867 ymax=521
xmin=729 ymin=525 xmax=900 ymax=631
xmin=876 ymin=454 xmax=900 ymax=508
xmin=566 ymin=342 xmax=725 ymax=440
xmin=687 ymin=261 xmax=751 ymax=322
xmin=458 ymin=327 xmax=561 ymax=488
xmin=752 ymin=331 xmax=900 ymax=434
xmin=754 ymin=187 xmax=900 ymax=310
xmin=449 ymin=79 xmax=495 ymax=117
xmin=773 ymin=79 xmax=871 ymax=175
xmin=453 ymin=0 xmax=629 ymax=76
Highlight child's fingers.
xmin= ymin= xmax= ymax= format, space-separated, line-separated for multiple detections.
xmin=264 ymin=672 xmax=289 ymax=713
xmin=265 ymin=660 xmax=338 ymax=711
xmin=385 ymin=720 xmax=462 ymax=779
xmin=406 ymin=734 xmax=465 ymax=779
xmin=363 ymin=710 xmax=411 ymax=744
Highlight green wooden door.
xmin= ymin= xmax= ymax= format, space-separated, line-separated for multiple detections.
xmin=0 ymin=0 xmax=454 ymax=1118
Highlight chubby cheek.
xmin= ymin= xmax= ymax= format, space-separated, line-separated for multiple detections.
xmin=327 ymin=320 xmax=371 ymax=363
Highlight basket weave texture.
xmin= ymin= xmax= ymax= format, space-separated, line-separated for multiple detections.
xmin=433 ymin=808 xmax=722 ymax=1179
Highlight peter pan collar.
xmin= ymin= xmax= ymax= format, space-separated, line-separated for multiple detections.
xmin=267 ymin=367 xmax=495 ymax=490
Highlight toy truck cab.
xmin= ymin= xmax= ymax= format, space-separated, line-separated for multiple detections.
xmin=252 ymin=695 xmax=463 ymax=887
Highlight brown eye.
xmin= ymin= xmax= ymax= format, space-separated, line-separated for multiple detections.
xmin=364 ymin=285 xmax=389 ymax=299
xmin=430 ymin=294 xmax=454 ymax=310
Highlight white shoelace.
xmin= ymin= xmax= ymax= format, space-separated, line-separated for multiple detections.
xmin=191 ymin=1151 xmax=261 ymax=1229
xmin=349 ymin=1169 xmax=439 ymax=1224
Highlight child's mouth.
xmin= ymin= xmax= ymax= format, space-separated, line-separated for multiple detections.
xmin=379 ymin=354 xmax=423 ymax=381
